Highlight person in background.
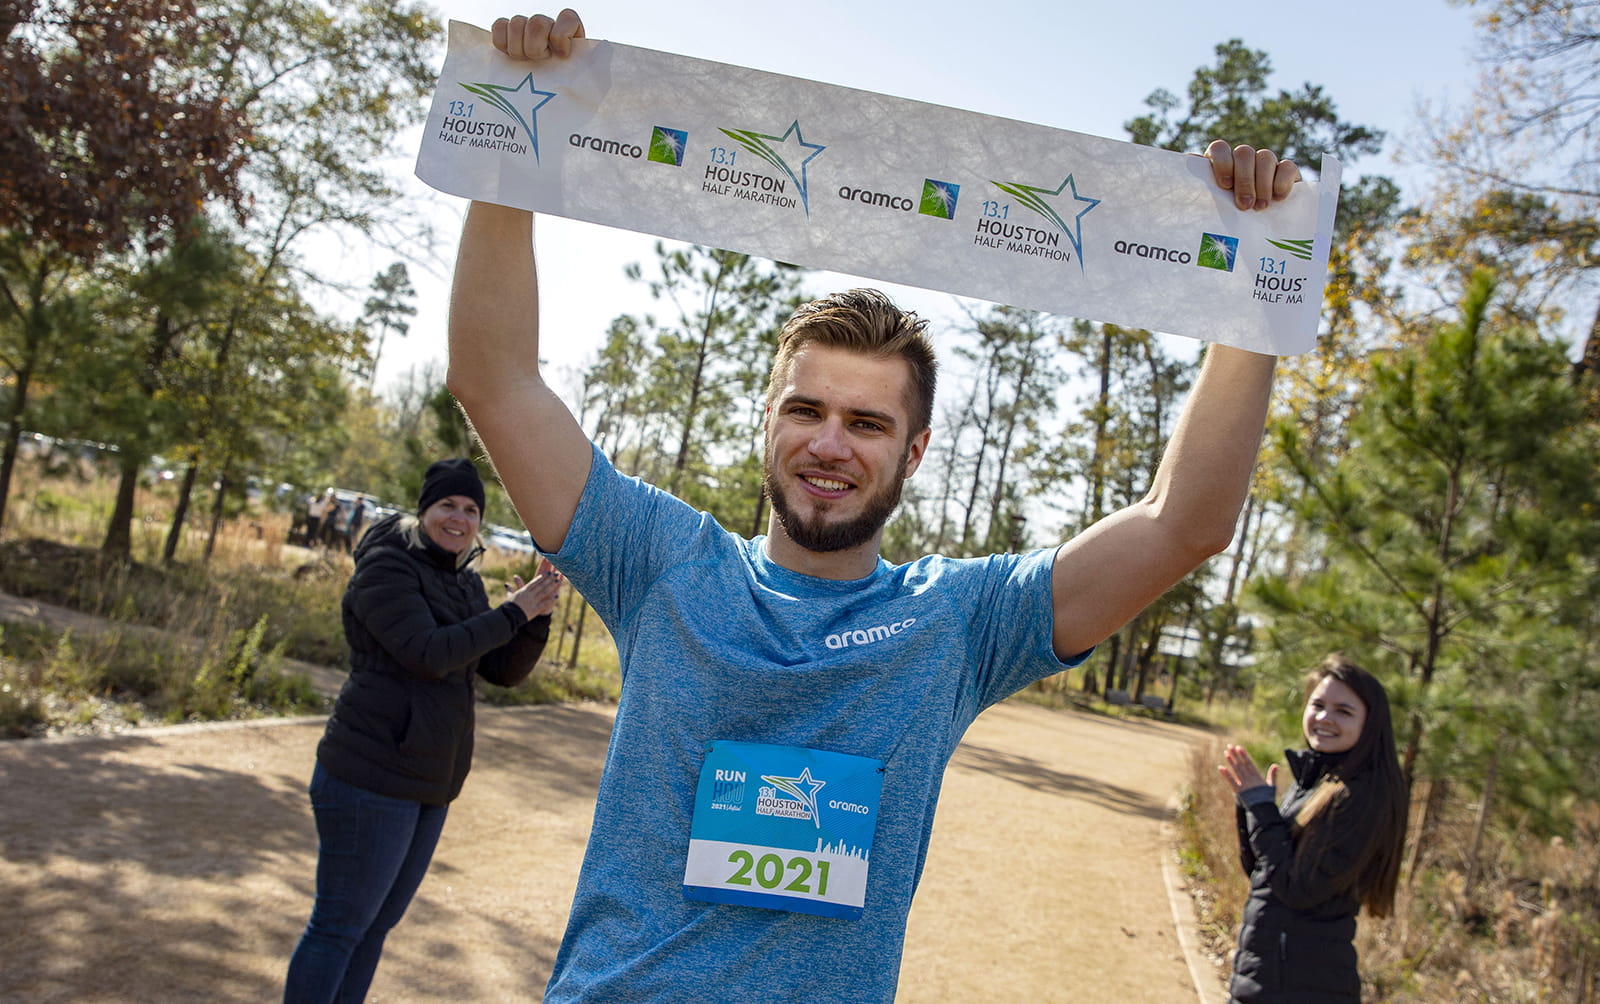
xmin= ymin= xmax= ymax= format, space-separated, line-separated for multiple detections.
xmin=342 ymin=494 xmax=370 ymax=553
xmin=284 ymin=458 xmax=563 ymax=1004
xmin=321 ymin=497 xmax=348 ymax=549
xmin=1218 ymin=655 xmax=1409 ymax=1003
xmin=304 ymin=488 xmax=335 ymax=549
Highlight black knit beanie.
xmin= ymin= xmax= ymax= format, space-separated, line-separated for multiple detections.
xmin=417 ymin=458 xmax=486 ymax=515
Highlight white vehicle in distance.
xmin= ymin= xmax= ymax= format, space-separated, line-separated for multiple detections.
xmin=485 ymin=524 xmax=538 ymax=555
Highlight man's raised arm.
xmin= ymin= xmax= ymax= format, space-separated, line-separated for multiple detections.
xmin=1047 ymin=142 xmax=1300 ymax=659
xmin=446 ymin=11 xmax=592 ymax=553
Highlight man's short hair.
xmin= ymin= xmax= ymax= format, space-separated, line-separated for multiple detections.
xmin=766 ymin=289 xmax=938 ymax=434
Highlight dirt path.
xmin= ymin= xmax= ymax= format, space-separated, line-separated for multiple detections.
xmin=0 ymin=590 xmax=1225 ymax=1001
xmin=0 ymin=695 xmax=1224 ymax=1003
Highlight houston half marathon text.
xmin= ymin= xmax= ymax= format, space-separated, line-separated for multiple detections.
xmin=703 ymin=166 xmax=799 ymax=209
xmin=973 ymin=218 xmax=1072 ymax=261
xmin=437 ymin=116 xmax=528 ymax=155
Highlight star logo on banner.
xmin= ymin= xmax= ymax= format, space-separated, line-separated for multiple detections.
xmin=990 ymin=174 xmax=1102 ymax=267
xmin=760 ymin=767 xmax=828 ymax=828
xmin=459 ymin=73 xmax=557 ymax=160
xmin=719 ymin=120 xmax=827 ymax=214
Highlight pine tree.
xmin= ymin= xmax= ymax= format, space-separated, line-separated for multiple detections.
xmin=1254 ymin=271 xmax=1600 ymax=852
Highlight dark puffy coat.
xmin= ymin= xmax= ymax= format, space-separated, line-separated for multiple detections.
xmin=1229 ymin=748 xmax=1376 ymax=1003
xmin=316 ymin=513 xmax=549 ymax=806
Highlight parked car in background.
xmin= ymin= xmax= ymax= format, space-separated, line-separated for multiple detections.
xmin=485 ymin=524 xmax=538 ymax=556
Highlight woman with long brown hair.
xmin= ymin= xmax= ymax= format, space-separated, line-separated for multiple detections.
xmin=1218 ymin=655 xmax=1409 ymax=1002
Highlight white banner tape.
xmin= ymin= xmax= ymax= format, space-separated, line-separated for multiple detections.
xmin=416 ymin=21 xmax=1341 ymax=355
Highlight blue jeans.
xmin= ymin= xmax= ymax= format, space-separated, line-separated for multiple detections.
xmin=284 ymin=764 xmax=449 ymax=1004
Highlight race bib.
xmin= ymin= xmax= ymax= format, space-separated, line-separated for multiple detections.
xmin=683 ymin=741 xmax=885 ymax=920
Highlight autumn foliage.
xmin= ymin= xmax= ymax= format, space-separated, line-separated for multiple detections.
xmin=0 ymin=0 xmax=250 ymax=260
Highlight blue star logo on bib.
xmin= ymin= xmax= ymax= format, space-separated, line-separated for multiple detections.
xmin=760 ymin=767 xmax=826 ymax=828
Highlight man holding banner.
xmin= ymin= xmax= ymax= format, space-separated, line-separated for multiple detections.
xmin=447 ymin=10 xmax=1302 ymax=1001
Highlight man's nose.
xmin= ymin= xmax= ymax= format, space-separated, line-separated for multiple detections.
xmin=808 ymin=420 xmax=852 ymax=460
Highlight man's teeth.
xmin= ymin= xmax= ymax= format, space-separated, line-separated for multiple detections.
xmin=805 ymin=476 xmax=849 ymax=491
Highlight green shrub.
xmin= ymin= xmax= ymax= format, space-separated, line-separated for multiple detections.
xmin=0 ymin=672 xmax=49 ymax=738
xmin=480 ymin=660 xmax=620 ymax=706
xmin=0 ymin=531 xmax=619 ymax=733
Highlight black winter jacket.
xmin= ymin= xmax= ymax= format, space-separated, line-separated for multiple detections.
xmin=1229 ymin=748 xmax=1377 ymax=1003
xmin=316 ymin=513 xmax=550 ymax=806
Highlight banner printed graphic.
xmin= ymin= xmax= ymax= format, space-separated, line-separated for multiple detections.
xmin=416 ymin=21 xmax=1342 ymax=355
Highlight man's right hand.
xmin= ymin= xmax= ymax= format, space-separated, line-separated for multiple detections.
xmin=492 ymin=9 xmax=586 ymax=61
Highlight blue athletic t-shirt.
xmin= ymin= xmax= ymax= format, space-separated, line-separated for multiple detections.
xmin=542 ymin=445 xmax=1085 ymax=1003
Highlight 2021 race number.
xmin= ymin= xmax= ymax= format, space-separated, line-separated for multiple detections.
xmin=723 ymin=850 xmax=831 ymax=896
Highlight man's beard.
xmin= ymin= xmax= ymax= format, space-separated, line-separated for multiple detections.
xmin=763 ymin=447 xmax=911 ymax=553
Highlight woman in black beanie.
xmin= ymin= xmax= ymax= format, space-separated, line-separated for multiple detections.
xmin=286 ymin=458 xmax=562 ymax=1003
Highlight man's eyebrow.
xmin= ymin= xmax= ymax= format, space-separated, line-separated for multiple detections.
xmin=782 ymin=394 xmax=901 ymax=428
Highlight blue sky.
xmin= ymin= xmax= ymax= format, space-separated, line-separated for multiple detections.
xmin=323 ymin=0 xmax=1486 ymax=391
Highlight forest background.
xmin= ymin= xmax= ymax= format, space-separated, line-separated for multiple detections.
xmin=2 ymin=1 xmax=1599 ymax=1001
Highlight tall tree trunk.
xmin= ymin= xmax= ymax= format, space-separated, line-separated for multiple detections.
xmin=667 ymin=257 xmax=731 ymax=495
xmin=1405 ymin=776 xmax=1448 ymax=886
xmin=103 ymin=311 xmax=179 ymax=557
xmin=1463 ymin=743 xmax=1499 ymax=896
xmin=1131 ymin=622 xmax=1161 ymax=702
xmin=0 ymin=363 xmax=30 ymax=533
xmin=1089 ymin=326 xmax=1113 ymax=523
xmin=983 ymin=344 xmax=1036 ymax=549
xmin=102 ymin=453 xmax=141 ymax=556
xmin=163 ymin=457 xmax=201 ymax=564
xmin=748 ymin=492 xmax=766 ymax=539
xmin=1099 ymin=631 xmax=1122 ymax=700
xmin=203 ymin=466 xmax=230 ymax=564
xmin=0 ymin=252 xmax=52 ymax=533
xmin=567 ymin=602 xmax=588 ymax=670
xmin=551 ymin=589 xmax=584 ymax=666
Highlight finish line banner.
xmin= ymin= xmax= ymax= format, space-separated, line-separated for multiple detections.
xmin=416 ymin=21 xmax=1342 ymax=355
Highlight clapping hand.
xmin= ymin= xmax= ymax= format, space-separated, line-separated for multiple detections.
xmin=1218 ymin=743 xmax=1278 ymax=795
xmin=507 ymin=558 xmax=563 ymax=619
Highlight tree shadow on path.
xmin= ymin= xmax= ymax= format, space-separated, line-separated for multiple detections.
xmin=951 ymin=741 xmax=1172 ymax=821
xmin=0 ymin=723 xmax=324 ymax=1002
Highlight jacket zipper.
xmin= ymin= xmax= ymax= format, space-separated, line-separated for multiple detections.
xmin=1277 ymin=930 xmax=1288 ymax=989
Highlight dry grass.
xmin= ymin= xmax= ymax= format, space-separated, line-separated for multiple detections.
xmin=0 ymin=452 xmax=620 ymax=736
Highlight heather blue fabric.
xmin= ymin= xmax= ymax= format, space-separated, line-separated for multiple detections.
xmin=541 ymin=446 xmax=1086 ymax=1003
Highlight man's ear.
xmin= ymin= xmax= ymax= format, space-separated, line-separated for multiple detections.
xmin=901 ymin=427 xmax=931 ymax=479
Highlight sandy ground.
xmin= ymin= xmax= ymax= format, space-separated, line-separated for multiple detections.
xmin=0 ymin=592 xmax=1227 ymax=1002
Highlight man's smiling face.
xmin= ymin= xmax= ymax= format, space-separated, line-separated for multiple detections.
xmin=762 ymin=344 xmax=928 ymax=558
